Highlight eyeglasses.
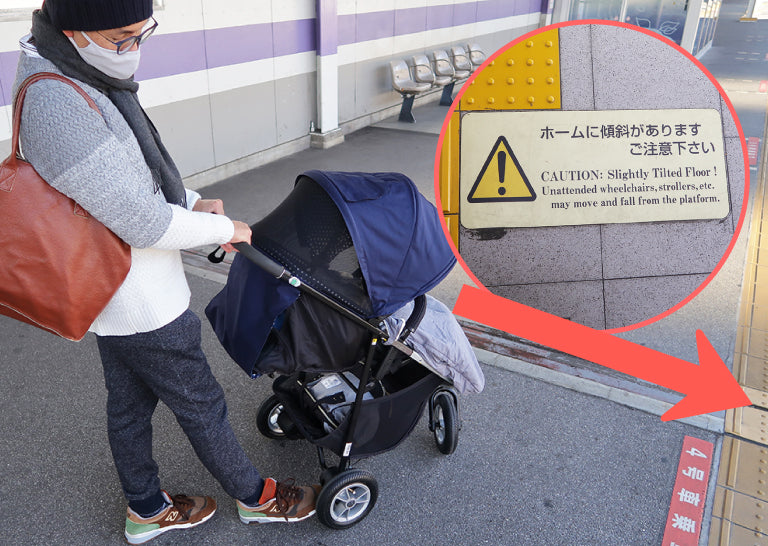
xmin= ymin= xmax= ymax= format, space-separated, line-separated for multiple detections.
xmin=97 ymin=17 xmax=158 ymax=55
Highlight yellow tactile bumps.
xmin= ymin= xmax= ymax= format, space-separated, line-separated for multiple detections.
xmin=459 ymin=29 xmax=561 ymax=111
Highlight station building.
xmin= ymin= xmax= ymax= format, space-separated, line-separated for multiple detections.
xmin=0 ymin=1 xmax=545 ymax=187
xmin=0 ymin=0 xmax=726 ymax=187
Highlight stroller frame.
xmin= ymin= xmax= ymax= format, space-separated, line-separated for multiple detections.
xmin=231 ymin=242 xmax=461 ymax=528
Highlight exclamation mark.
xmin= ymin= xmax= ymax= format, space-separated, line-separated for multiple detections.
xmin=498 ymin=151 xmax=507 ymax=195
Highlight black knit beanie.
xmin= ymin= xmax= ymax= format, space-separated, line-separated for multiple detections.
xmin=44 ymin=0 xmax=153 ymax=31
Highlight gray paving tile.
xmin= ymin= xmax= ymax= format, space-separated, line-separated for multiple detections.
xmin=604 ymin=273 xmax=710 ymax=329
xmin=591 ymin=24 xmax=721 ymax=111
xmin=491 ymin=279 xmax=606 ymax=329
xmin=600 ymin=218 xmax=735 ymax=279
xmin=458 ymin=224 xmax=603 ymax=285
xmin=559 ymin=24 xmax=594 ymax=110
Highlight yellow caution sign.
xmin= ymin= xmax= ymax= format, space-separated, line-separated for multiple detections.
xmin=467 ymin=136 xmax=536 ymax=203
xmin=460 ymin=109 xmax=730 ymax=229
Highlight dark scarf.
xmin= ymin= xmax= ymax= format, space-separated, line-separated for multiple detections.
xmin=30 ymin=7 xmax=186 ymax=207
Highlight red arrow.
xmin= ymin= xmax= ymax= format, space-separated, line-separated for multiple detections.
xmin=453 ymin=285 xmax=751 ymax=421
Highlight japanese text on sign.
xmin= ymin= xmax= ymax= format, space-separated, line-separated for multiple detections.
xmin=662 ymin=436 xmax=714 ymax=546
xmin=541 ymin=122 xmax=702 ymax=139
xmin=459 ymin=109 xmax=729 ymax=229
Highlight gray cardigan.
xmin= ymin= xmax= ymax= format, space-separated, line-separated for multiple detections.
xmin=12 ymin=47 xmax=233 ymax=335
xmin=13 ymin=52 xmax=172 ymax=249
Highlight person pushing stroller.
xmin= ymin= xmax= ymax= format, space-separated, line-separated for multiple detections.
xmin=12 ymin=0 xmax=316 ymax=543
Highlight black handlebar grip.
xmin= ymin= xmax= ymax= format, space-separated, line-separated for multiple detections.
xmin=232 ymin=242 xmax=286 ymax=279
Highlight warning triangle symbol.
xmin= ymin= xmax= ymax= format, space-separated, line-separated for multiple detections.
xmin=467 ymin=136 xmax=536 ymax=203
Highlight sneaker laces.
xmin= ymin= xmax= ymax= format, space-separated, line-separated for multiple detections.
xmin=169 ymin=494 xmax=195 ymax=521
xmin=274 ymin=479 xmax=304 ymax=516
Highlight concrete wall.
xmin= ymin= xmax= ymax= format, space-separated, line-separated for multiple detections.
xmin=0 ymin=0 xmax=545 ymax=184
xmin=457 ymin=23 xmax=744 ymax=331
xmin=335 ymin=1 xmax=542 ymax=123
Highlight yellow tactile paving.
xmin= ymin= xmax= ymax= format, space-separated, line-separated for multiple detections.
xmin=757 ymin=265 xmax=768 ymax=291
xmin=745 ymin=386 xmax=768 ymax=411
xmin=717 ymin=436 xmax=768 ymax=500
xmin=752 ymin=312 xmax=768 ymax=332
xmin=714 ymin=488 xmax=768 ymax=538
xmin=726 ymin=407 xmax=768 ymax=445
xmin=742 ymin=328 xmax=768 ymax=358
xmin=753 ymin=283 xmax=768 ymax=310
xmin=709 ymin=516 xmax=768 ymax=545
xmin=739 ymin=356 xmax=768 ymax=393
xmin=742 ymin=357 xmax=768 ymax=391
xmin=439 ymin=111 xmax=460 ymax=248
xmin=714 ymin=126 xmax=768 ymax=544
xmin=439 ymin=111 xmax=460 ymax=215
xmin=459 ymin=29 xmax=560 ymax=111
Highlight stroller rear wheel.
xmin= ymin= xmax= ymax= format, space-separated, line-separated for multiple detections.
xmin=256 ymin=394 xmax=295 ymax=439
xmin=316 ymin=469 xmax=378 ymax=529
xmin=432 ymin=391 xmax=458 ymax=455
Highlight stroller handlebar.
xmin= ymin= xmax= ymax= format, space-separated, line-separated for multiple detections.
xmin=232 ymin=242 xmax=287 ymax=279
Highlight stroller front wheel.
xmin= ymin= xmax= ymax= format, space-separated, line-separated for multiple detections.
xmin=316 ymin=469 xmax=378 ymax=529
xmin=432 ymin=391 xmax=458 ymax=455
xmin=256 ymin=394 xmax=293 ymax=439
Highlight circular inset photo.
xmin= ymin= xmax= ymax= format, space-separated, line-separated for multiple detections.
xmin=436 ymin=21 xmax=748 ymax=332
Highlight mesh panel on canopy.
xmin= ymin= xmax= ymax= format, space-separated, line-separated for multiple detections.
xmin=250 ymin=176 xmax=373 ymax=316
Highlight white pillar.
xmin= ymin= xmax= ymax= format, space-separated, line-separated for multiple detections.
xmin=680 ymin=0 xmax=703 ymax=54
xmin=317 ymin=53 xmax=339 ymax=133
xmin=311 ymin=0 xmax=344 ymax=149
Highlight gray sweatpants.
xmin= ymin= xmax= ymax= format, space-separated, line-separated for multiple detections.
xmin=96 ymin=309 xmax=263 ymax=503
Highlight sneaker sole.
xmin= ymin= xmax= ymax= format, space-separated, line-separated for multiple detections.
xmin=239 ymin=508 xmax=316 ymax=525
xmin=125 ymin=509 xmax=216 ymax=545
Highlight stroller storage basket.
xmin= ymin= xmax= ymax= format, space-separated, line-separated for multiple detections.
xmin=273 ymin=359 xmax=445 ymax=458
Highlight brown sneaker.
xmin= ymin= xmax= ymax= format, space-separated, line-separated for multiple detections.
xmin=124 ymin=492 xmax=216 ymax=544
xmin=237 ymin=478 xmax=318 ymax=524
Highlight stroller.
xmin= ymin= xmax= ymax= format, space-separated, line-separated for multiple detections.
xmin=206 ymin=170 xmax=483 ymax=529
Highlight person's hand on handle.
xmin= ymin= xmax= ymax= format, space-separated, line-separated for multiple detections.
xmin=193 ymin=199 xmax=251 ymax=253
xmin=221 ymin=220 xmax=251 ymax=253
xmin=192 ymin=198 xmax=225 ymax=215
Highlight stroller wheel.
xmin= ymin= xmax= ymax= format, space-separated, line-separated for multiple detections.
xmin=256 ymin=394 xmax=293 ymax=439
xmin=316 ymin=469 xmax=378 ymax=529
xmin=432 ymin=391 xmax=458 ymax=455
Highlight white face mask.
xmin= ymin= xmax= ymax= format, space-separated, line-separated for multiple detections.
xmin=68 ymin=32 xmax=141 ymax=80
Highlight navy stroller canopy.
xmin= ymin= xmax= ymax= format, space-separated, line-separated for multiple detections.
xmin=206 ymin=170 xmax=457 ymax=377
xmin=306 ymin=170 xmax=455 ymax=316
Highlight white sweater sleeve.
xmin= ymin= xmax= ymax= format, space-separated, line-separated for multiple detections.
xmin=185 ymin=188 xmax=202 ymax=211
xmin=151 ymin=204 xmax=235 ymax=250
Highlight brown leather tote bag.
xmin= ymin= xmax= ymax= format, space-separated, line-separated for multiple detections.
xmin=0 ymin=72 xmax=131 ymax=341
